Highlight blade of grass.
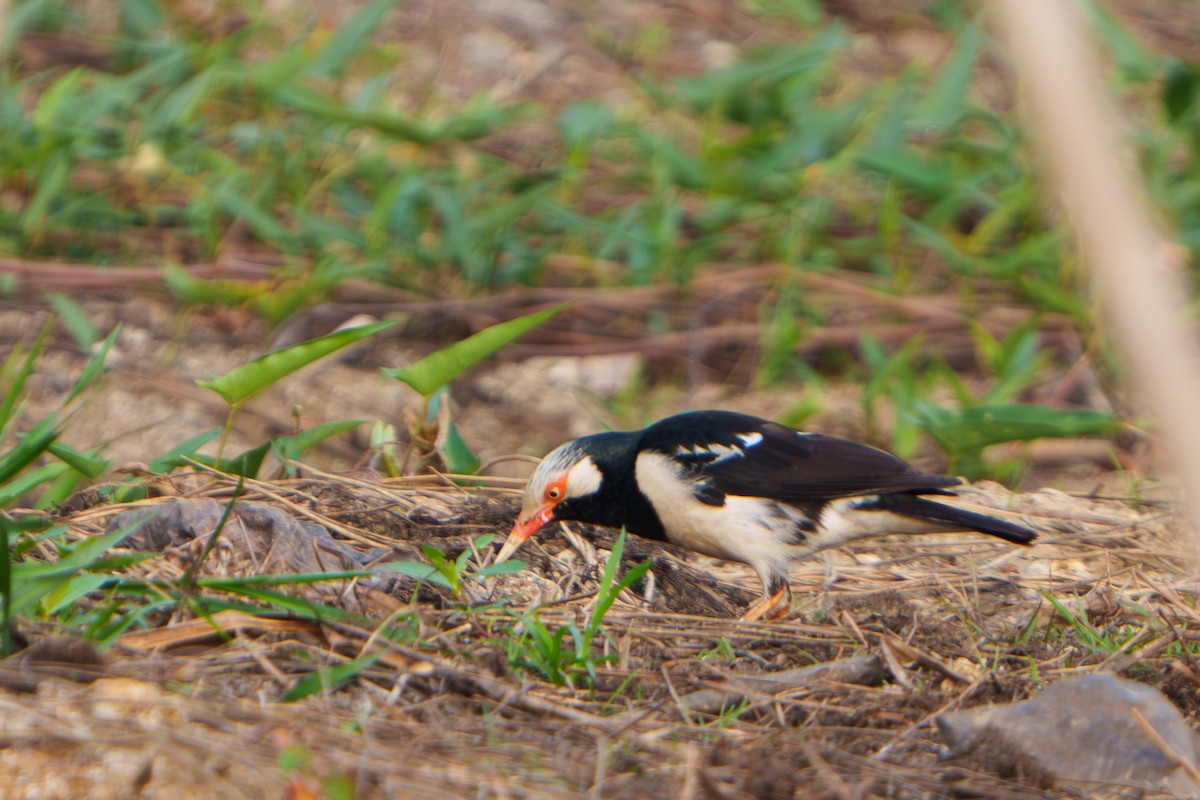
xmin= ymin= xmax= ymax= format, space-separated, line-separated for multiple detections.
xmin=180 ymin=479 xmax=243 ymax=591
xmin=910 ymin=23 xmax=981 ymax=131
xmin=194 ymin=571 xmax=369 ymax=587
xmin=63 ymin=326 xmax=120 ymax=405
xmin=271 ymin=419 xmax=364 ymax=463
xmin=383 ymin=560 xmax=455 ymax=590
xmin=190 ymin=580 xmax=353 ymax=620
xmin=198 ymin=319 xmax=397 ymax=406
xmin=0 ymin=318 xmax=54 ymax=439
xmin=914 ymin=402 xmax=1121 ymax=455
xmin=0 ymin=517 xmax=11 ymax=655
xmin=47 ymin=294 xmax=98 ymax=351
xmin=147 ymin=428 xmax=222 ymax=474
xmin=306 ymin=0 xmax=399 ymax=78
xmin=45 ymin=442 xmax=108 ymax=479
xmin=283 ymin=651 xmax=384 ymax=702
xmin=0 ymin=418 xmax=60 ymax=485
xmin=0 ymin=462 xmax=72 ymax=508
xmin=586 ymin=529 xmax=653 ymax=641
xmin=383 ymin=304 xmax=566 ymax=397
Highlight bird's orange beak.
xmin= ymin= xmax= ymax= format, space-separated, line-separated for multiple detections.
xmin=494 ymin=504 xmax=556 ymax=564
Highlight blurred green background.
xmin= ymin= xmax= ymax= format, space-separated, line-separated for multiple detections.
xmin=1 ymin=0 xmax=1198 ymax=499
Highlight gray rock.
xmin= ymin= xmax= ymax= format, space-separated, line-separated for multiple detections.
xmin=938 ymin=672 xmax=1200 ymax=796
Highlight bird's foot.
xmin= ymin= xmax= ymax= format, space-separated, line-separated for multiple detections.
xmin=740 ymin=585 xmax=792 ymax=622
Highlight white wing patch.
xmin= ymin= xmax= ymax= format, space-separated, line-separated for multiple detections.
xmin=674 ymin=442 xmax=746 ymax=464
xmin=737 ymin=431 xmax=764 ymax=448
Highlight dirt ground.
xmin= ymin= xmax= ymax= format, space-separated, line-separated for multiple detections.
xmin=6 ymin=1 xmax=1200 ymax=798
xmin=3 ymin=467 xmax=1193 ymax=799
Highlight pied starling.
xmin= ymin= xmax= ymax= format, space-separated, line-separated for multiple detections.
xmin=494 ymin=410 xmax=1036 ymax=621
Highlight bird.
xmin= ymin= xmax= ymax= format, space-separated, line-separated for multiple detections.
xmin=493 ymin=410 xmax=1036 ymax=621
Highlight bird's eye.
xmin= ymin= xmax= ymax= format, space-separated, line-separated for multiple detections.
xmin=547 ymin=486 xmax=562 ymax=500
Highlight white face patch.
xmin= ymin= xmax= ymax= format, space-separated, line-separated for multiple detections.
xmin=565 ymin=456 xmax=603 ymax=498
xmin=522 ymin=443 xmax=603 ymax=517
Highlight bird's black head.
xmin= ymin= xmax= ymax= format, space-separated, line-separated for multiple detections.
xmin=493 ymin=430 xmax=640 ymax=563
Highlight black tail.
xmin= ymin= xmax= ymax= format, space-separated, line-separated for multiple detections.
xmin=866 ymin=493 xmax=1036 ymax=545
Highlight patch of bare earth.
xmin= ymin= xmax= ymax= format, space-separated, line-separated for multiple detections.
xmin=5 ymin=1 xmax=1200 ymax=798
xmin=0 ymin=467 xmax=1186 ymax=799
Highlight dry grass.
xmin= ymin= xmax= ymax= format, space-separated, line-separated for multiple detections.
xmin=1 ymin=471 xmax=1192 ymax=798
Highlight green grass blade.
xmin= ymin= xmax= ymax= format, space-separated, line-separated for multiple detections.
xmin=306 ymin=0 xmax=399 ymax=78
xmin=119 ymin=0 xmax=165 ymax=37
xmin=191 ymin=580 xmax=351 ymax=620
xmin=857 ymin=149 xmax=954 ymax=199
xmin=0 ymin=462 xmax=71 ymax=508
xmin=245 ymin=43 xmax=312 ymax=92
xmin=438 ymin=421 xmax=481 ymax=475
xmin=214 ymin=186 xmax=292 ymax=250
xmin=382 ymin=560 xmax=455 ymax=590
xmin=34 ymin=464 xmax=89 ymax=510
xmin=383 ymin=304 xmax=566 ymax=398
xmin=40 ymin=572 xmax=112 ymax=615
xmin=177 ymin=482 xmax=243 ymax=590
xmin=46 ymin=442 xmax=109 ymax=479
xmin=474 ymin=560 xmax=526 ymax=579
xmin=22 ymin=154 xmax=72 ymax=237
xmin=0 ymin=418 xmax=59 ymax=485
xmin=63 ymin=326 xmax=119 ymax=406
xmin=7 ymin=515 xmax=150 ymax=619
xmin=271 ymin=420 xmax=364 ymax=463
xmin=33 ymin=67 xmax=85 ymax=130
xmin=150 ymin=65 xmax=224 ymax=130
xmin=182 ymin=444 xmax=270 ymax=478
xmin=271 ymin=84 xmax=438 ymax=143
xmin=1163 ymin=61 xmax=1200 ymax=123
xmin=914 ymin=403 xmax=1121 ymax=456
xmin=911 ymin=22 xmax=980 ymax=131
xmin=0 ymin=318 xmax=53 ymax=438
xmin=48 ymin=294 xmax=98 ymax=351
xmin=1078 ymin=0 xmax=1161 ymax=82
xmin=212 ymin=442 xmax=271 ymax=478
xmin=0 ymin=517 xmax=11 ymax=655
xmin=584 ymin=529 xmax=654 ymax=641
xmin=147 ymin=428 xmax=223 ymax=474
xmin=163 ymin=264 xmax=261 ymax=305
xmin=589 ymin=558 xmax=653 ymax=643
xmin=1013 ymin=276 xmax=1093 ymax=320
xmin=283 ymin=651 xmax=384 ymax=702
xmin=196 ymin=571 xmax=369 ymax=587
xmin=198 ymin=320 xmax=397 ymax=406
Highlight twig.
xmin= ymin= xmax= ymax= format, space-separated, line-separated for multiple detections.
xmin=1130 ymin=706 xmax=1200 ymax=785
xmin=992 ymin=0 xmax=1200 ymax=560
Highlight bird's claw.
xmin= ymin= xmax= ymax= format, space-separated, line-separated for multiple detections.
xmin=739 ymin=585 xmax=792 ymax=622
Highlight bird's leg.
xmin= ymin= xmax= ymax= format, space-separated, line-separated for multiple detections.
xmin=739 ymin=576 xmax=792 ymax=622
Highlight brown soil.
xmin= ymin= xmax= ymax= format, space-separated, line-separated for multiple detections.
xmin=0 ymin=464 xmax=1186 ymax=799
xmin=4 ymin=1 xmax=1200 ymax=798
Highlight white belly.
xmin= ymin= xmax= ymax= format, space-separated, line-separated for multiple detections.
xmin=633 ymin=452 xmax=802 ymax=569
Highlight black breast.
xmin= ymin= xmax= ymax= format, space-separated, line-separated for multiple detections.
xmin=554 ymin=430 xmax=670 ymax=543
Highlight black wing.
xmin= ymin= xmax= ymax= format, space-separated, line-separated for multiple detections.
xmin=640 ymin=410 xmax=959 ymax=502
